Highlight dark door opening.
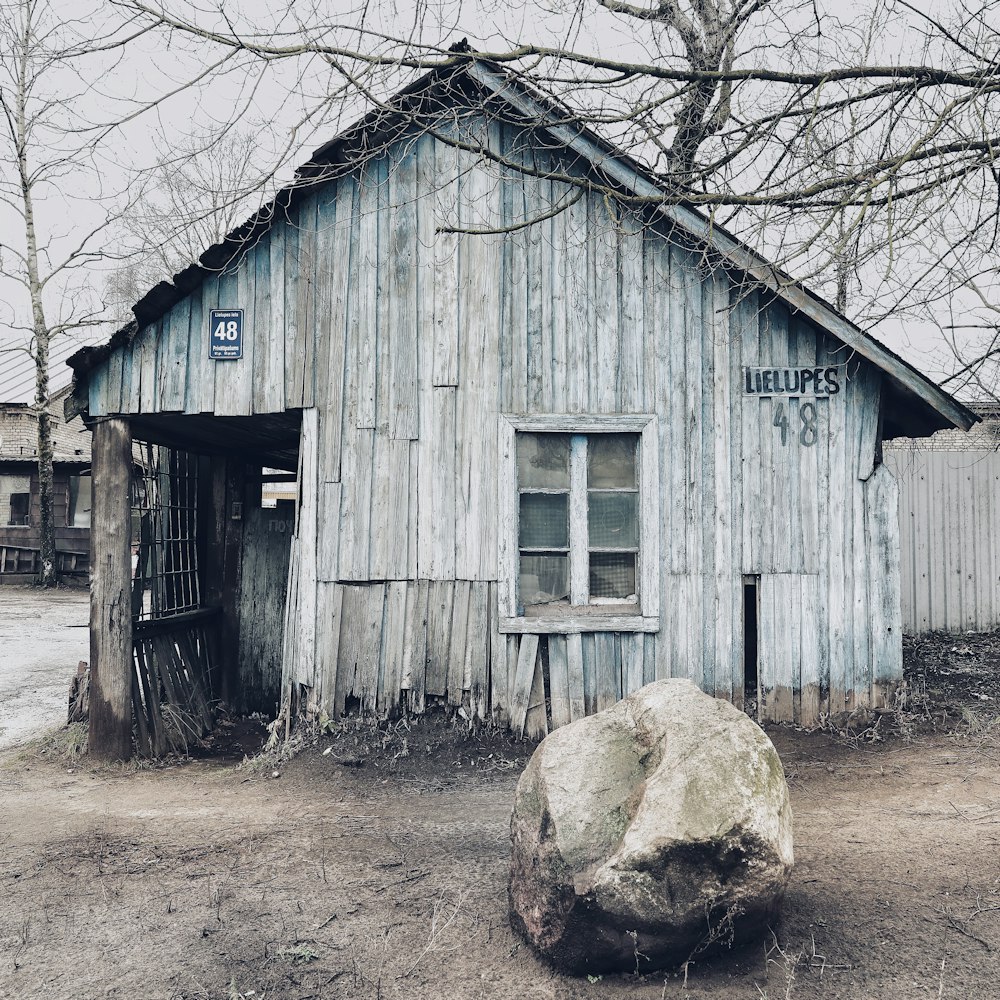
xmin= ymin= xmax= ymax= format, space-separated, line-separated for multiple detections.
xmin=743 ymin=576 xmax=759 ymax=715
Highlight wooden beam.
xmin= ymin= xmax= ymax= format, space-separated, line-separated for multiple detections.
xmin=89 ymin=418 xmax=133 ymax=761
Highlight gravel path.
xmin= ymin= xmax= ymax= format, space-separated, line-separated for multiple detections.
xmin=0 ymin=585 xmax=88 ymax=749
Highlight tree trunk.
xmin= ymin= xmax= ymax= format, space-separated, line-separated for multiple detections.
xmin=35 ymin=346 xmax=56 ymax=587
xmin=13 ymin=12 xmax=58 ymax=587
xmin=89 ymin=418 xmax=134 ymax=762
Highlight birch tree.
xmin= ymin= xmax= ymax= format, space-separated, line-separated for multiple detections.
xmin=103 ymin=132 xmax=272 ymax=321
xmin=0 ymin=0 xmax=127 ymax=585
xmin=0 ymin=0 xmax=227 ymax=584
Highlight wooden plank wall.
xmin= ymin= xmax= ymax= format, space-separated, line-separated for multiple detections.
xmin=885 ymin=445 xmax=1000 ymax=634
xmin=236 ymin=504 xmax=293 ymax=713
xmin=86 ymin=115 xmax=899 ymax=729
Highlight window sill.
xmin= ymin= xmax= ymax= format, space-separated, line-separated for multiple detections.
xmin=499 ymin=615 xmax=659 ymax=635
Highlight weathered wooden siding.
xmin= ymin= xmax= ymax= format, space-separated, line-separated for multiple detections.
xmin=88 ymin=117 xmax=899 ymax=727
xmin=237 ymin=504 xmax=293 ymax=712
xmin=885 ymin=446 xmax=1000 ymax=633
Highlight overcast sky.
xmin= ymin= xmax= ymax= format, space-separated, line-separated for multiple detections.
xmin=0 ymin=0 xmax=991 ymax=402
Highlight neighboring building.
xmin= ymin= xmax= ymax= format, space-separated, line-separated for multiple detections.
xmin=66 ymin=60 xmax=974 ymax=757
xmin=0 ymin=385 xmax=91 ymax=581
xmin=885 ymin=405 xmax=1000 ymax=633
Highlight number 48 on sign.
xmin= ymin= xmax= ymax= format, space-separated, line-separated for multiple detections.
xmin=209 ymin=309 xmax=243 ymax=360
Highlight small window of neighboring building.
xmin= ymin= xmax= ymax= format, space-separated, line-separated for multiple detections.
xmin=498 ymin=416 xmax=660 ymax=634
xmin=1 ymin=474 xmax=32 ymax=526
xmin=9 ymin=492 xmax=30 ymax=526
xmin=68 ymin=473 xmax=92 ymax=528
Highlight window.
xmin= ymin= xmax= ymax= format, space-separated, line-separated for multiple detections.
xmin=1 ymin=474 xmax=32 ymax=526
xmin=68 ymin=473 xmax=92 ymax=528
xmin=9 ymin=492 xmax=30 ymax=526
xmin=498 ymin=415 xmax=659 ymax=634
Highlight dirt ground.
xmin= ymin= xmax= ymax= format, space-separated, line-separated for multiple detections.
xmin=1 ymin=635 xmax=999 ymax=999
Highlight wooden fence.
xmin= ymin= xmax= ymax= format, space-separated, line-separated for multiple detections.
xmin=0 ymin=544 xmax=88 ymax=579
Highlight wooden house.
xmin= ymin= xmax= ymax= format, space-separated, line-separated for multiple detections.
xmin=67 ymin=61 xmax=975 ymax=758
xmin=0 ymin=386 xmax=91 ymax=581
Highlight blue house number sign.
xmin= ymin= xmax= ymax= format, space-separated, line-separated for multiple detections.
xmin=209 ymin=309 xmax=243 ymax=360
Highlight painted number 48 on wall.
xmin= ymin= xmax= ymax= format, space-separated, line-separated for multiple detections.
xmin=209 ymin=309 xmax=243 ymax=360
xmin=773 ymin=401 xmax=818 ymax=447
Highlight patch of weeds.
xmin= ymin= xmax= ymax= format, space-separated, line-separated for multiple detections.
xmin=275 ymin=942 xmax=320 ymax=965
xmin=756 ymin=931 xmax=804 ymax=999
xmin=160 ymin=702 xmax=210 ymax=756
xmin=12 ymin=721 xmax=89 ymax=762
xmin=237 ymin=721 xmax=309 ymax=775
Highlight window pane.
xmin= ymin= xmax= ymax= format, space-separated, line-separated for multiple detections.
xmin=68 ymin=474 xmax=92 ymax=528
xmin=519 ymin=553 xmax=569 ymax=606
xmin=588 ymin=493 xmax=638 ymax=548
xmin=517 ymin=433 xmax=570 ymax=488
xmin=588 ymin=434 xmax=637 ymax=488
xmin=519 ymin=493 xmax=569 ymax=548
xmin=8 ymin=493 xmax=30 ymax=526
xmin=589 ymin=552 xmax=637 ymax=600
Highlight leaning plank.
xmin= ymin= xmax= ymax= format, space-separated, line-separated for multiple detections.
xmin=547 ymin=634 xmax=571 ymax=729
xmin=488 ymin=583 xmax=509 ymax=721
xmin=378 ymin=580 xmax=408 ymax=717
xmin=447 ymin=580 xmax=471 ymax=706
xmin=465 ymin=582 xmax=490 ymax=719
xmin=524 ymin=648 xmax=549 ymax=741
xmin=130 ymin=653 xmax=152 ymax=758
xmin=566 ymin=633 xmax=586 ymax=722
xmin=509 ymin=634 xmax=540 ymax=736
xmin=403 ymin=580 xmax=429 ymax=714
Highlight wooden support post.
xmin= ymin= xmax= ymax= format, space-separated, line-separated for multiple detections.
xmin=89 ymin=418 xmax=134 ymax=761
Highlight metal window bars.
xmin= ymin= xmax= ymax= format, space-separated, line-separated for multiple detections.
xmin=131 ymin=444 xmax=200 ymax=621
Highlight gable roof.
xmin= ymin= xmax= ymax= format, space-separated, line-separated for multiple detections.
xmin=67 ymin=57 xmax=976 ymax=438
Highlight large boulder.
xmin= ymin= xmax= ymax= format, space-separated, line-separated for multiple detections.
xmin=509 ymin=678 xmax=793 ymax=975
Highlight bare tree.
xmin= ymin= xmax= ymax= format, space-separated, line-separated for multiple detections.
xmin=0 ymin=1 xmax=134 ymax=584
xmin=115 ymin=1 xmax=1000 ymax=386
xmin=103 ymin=132 xmax=274 ymax=322
xmin=0 ymin=0 xmax=234 ymax=584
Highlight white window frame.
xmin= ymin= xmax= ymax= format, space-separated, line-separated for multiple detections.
xmin=498 ymin=414 xmax=660 ymax=634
